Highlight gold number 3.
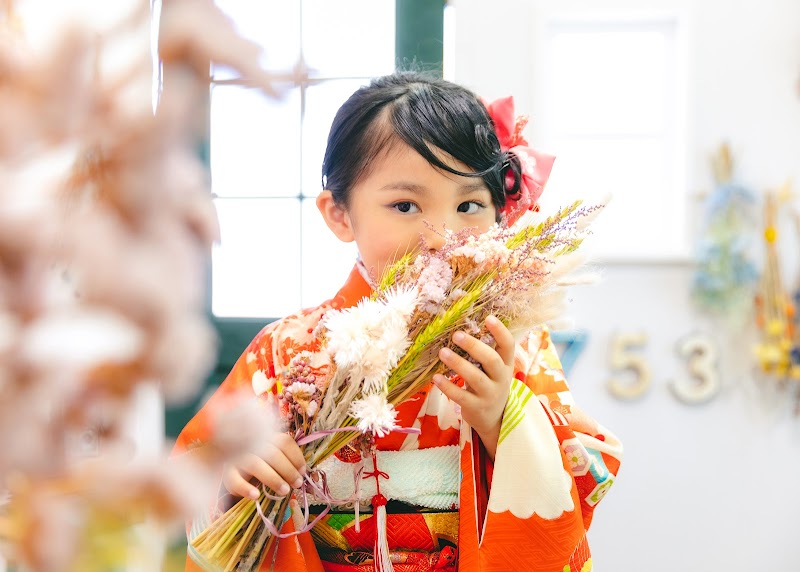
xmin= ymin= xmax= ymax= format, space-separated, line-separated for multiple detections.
xmin=669 ymin=333 xmax=720 ymax=404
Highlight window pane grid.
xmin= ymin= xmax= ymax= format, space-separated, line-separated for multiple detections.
xmin=210 ymin=1 xmax=395 ymax=318
xmin=211 ymin=197 xmax=302 ymax=318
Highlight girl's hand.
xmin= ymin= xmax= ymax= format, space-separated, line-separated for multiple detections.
xmin=432 ymin=315 xmax=515 ymax=460
xmin=222 ymin=432 xmax=307 ymax=500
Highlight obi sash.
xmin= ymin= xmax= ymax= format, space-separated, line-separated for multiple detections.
xmin=311 ymin=507 xmax=458 ymax=572
xmin=309 ymin=446 xmax=460 ymax=571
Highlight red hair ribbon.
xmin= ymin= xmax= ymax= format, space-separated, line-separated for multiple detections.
xmin=483 ymin=96 xmax=556 ymax=226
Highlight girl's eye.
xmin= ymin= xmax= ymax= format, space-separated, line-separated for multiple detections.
xmin=457 ymin=201 xmax=485 ymax=214
xmin=392 ymin=201 xmax=420 ymax=214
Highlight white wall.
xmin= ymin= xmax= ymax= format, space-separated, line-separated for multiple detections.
xmin=453 ymin=1 xmax=800 ymax=570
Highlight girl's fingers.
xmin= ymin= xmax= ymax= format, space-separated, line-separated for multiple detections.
xmin=222 ymin=463 xmax=260 ymax=500
xmin=231 ymin=452 xmax=293 ymax=496
xmin=432 ymin=373 xmax=476 ymax=407
xmin=239 ymin=453 xmax=287 ymax=493
xmin=262 ymin=443 xmax=305 ymax=490
xmin=485 ymin=315 xmax=516 ymax=367
xmin=448 ymin=329 xmax=509 ymax=384
xmin=438 ymin=346 xmax=489 ymax=394
xmin=221 ymin=433 xmax=308 ymax=500
xmin=270 ymin=432 xmax=308 ymax=474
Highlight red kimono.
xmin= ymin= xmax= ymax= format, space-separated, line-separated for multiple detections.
xmin=174 ymin=265 xmax=623 ymax=571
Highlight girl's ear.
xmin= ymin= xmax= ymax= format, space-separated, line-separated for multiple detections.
xmin=316 ymin=190 xmax=355 ymax=242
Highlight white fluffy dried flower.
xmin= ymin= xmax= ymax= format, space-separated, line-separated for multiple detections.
xmin=350 ymin=393 xmax=399 ymax=438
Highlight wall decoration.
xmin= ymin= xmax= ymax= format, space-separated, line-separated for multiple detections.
xmin=669 ymin=332 xmax=721 ymax=404
xmin=691 ymin=143 xmax=758 ymax=329
xmin=550 ymin=329 xmax=588 ymax=377
xmin=753 ymin=183 xmax=800 ymax=412
xmin=607 ymin=332 xmax=652 ymax=400
xmin=791 ymin=207 xmax=800 ymax=388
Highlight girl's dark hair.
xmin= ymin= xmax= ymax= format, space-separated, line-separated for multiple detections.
xmin=321 ymin=71 xmax=522 ymax=214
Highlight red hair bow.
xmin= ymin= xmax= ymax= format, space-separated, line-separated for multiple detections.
xmin=483 ymin=96 xmax=556 ymax=226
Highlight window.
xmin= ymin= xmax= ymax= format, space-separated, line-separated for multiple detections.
xmin=532 ymin=15 xmax=687 ymax=262
xmin=210 ymin=0 xmax=396 ymax=319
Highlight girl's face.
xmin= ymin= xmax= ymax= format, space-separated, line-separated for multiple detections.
xmin=318 ymin=142 xmax=498 ymax=279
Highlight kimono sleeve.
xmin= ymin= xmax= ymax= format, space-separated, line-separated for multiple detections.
xmin=172 ymin=321 xmax=279 ymax=456
xmin=458 ymin=328 xmax=622 ymax=571
xmin=501 ymin=326 xmax=623 ymax=530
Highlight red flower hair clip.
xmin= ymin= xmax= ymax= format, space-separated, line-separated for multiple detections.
xmin=483 ymin=96 xmax=556 ymax=226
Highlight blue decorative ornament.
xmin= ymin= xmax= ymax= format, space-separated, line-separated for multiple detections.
xmin=550 ymin=330 xmax=589 ymax=377
xmin=691 ymin=182 xmax=759 ymax=327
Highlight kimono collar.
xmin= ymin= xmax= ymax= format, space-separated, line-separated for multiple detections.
xmin=327 ymin=263 xmax=373 ymax=310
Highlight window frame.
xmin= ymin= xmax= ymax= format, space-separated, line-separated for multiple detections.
xmin=529 ymin=8 xmax=690 ymax=264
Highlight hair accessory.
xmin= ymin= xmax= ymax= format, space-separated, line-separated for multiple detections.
xmin=483 ymin=96 xmax=556 ymax=226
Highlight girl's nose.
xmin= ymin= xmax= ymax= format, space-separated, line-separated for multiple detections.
xmin=426 ymin=233 xmax=446 ymax=252
xmin=423 ymin=219 xmax=449 ymax=252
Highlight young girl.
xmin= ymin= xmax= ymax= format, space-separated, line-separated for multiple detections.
xmin=175 ymin=72 xmax=622 ymax=572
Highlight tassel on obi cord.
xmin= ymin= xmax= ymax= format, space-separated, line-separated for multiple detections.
xmin=365 ymin=451 xmax=393 ymax=572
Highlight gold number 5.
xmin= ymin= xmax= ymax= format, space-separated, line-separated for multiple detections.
xmin=607 ymin=332 xmax=652 ymax=400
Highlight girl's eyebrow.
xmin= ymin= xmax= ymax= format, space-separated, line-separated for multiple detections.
xmin=379 ymin=182 xmax=427 ymax=193
xmin=459 ymin=182 xmax=489 ymax=194
xmin=379 ymin=181 xmax=489 ymax=194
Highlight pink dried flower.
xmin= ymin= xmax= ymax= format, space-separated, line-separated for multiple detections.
xmin=417 ymin=255 xmax=453 ymax=308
